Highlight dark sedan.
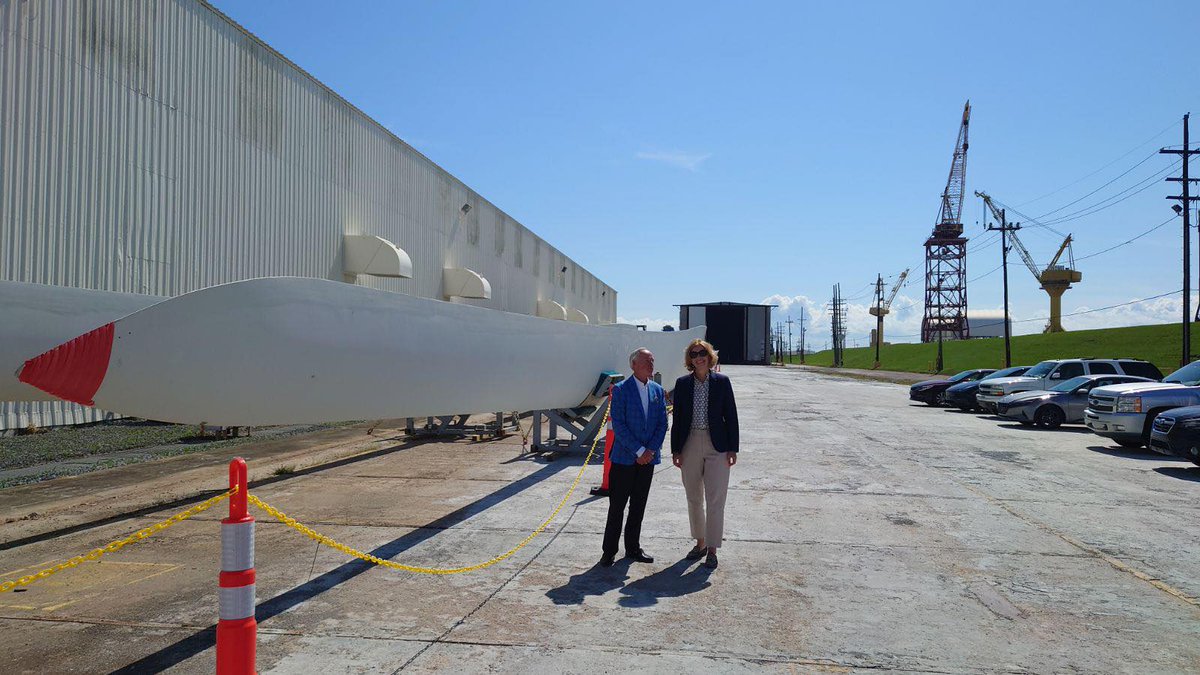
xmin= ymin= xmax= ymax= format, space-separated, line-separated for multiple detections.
xmin=997 ymin=374 xmax=1153 ymax=428
xmin=1150 ymin=406 xmax=1200 ymax=465
xmin=910 ymin=369 xmax=995 ymax=406
xmin=945 ymin=365 xmax=1031 ymax=411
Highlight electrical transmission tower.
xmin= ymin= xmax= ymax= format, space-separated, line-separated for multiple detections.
xmin=922 ymin=101 xmax=971 ymax=343
xmin=831 ymin=284 xmax=847 ymax=367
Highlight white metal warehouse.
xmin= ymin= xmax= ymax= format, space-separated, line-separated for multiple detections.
xmin=0 ymin=0 xmax=616 ymax=429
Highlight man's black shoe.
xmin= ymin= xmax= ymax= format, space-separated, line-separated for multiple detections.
xmin=600 ymin=553 xmax=615 ymax=567
xmin=625 ymin=549 xmax=654 ymax=563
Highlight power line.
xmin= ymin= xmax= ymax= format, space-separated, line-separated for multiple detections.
xmin=968 ymin=231 xmax=1002 ymax=254
xmin=968 ymin=263 xmax=1004 ymax=283
xmin=1075 ymin=214 xmax=1177 ymax=261
xmin=985 ymin=197 xmax=1071 ymax=239
xmin=1017 ymin=119 xmax=1181 ymax=207
xmin=1032 ymin=150 xmax=1160 ymax=220
xmin=1040 ymin=159 xmax=1181 ymax=225
xmin=987 ymin=159 xmax=1180 ymax=239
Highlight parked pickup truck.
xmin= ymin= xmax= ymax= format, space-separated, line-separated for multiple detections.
xmin=976 ymin=358 xmax=1163 ymax=413
xmin=1085 ymin=360 xmax=1200 ymax=448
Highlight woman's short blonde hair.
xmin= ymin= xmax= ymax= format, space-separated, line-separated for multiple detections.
xmin=684 ymin=339 xmax=719 ymax=372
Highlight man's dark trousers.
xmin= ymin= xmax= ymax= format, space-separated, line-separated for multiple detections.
xmin=602 ymin=462 xmax=654 ymax=556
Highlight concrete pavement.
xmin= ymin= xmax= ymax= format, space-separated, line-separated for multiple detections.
xmin=2 ymin=365 xmax=1198 ymax=673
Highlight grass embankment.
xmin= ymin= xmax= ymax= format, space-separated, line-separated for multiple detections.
xmin=792 ymin=322 xmax=1198 ymax=376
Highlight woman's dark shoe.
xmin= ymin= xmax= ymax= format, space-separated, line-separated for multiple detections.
xmin=685 ymin=545 xmax=706 ymax=560
xmin=704 ymin=551 xmax=718 ymax=569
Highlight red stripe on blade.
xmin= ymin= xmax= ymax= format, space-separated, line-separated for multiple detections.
xmin=18 ymin=323 xmax=116 ymax=406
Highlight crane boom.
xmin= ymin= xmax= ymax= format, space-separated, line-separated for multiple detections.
xmin=934 ymin=101 xmax=971 ymax=237
xmin=1045 ymin=235 xmax=1073 ymax=271
xmin=975 ymin=189 xmax=1004 ymax=224
xmin=921 ymin=102 xmax=972 ymax=343
xmin=884 ymin=269 xmax=909 ymax=310
xmin=1008 ymin=230 xmax=1041 ymax=280
xmin=977 ymin=190 xmax=1077 ymax=280
xmin=975 ymin=191 xmax=1082 ymax=334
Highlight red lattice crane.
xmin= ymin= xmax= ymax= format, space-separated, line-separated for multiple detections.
xmin=922 ymin=101 xmax=971 ymax=343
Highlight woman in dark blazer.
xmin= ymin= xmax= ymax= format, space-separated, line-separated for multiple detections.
xmin=670 ymin=339 xmax=739 ymax=569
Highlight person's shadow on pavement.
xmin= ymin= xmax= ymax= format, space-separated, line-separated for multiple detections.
xmin=617 ymin=557 xmax=713 ymax=607
xmin=545 ymin=560 xmax=632 ymax=605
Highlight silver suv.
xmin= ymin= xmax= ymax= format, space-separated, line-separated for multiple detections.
xmin=976 ymin=358 xmax=1163 ymax=413
xmin=1086 ymin=360 xmax=1200 ymax=448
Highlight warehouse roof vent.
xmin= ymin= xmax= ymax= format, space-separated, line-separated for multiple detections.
xmin=537 ymin=299 xmax=567 ymax=320
xmin=443 ymin=267 xmax=492 ymax=300
xmin=343 ymin=234 xmax=413 ymax=278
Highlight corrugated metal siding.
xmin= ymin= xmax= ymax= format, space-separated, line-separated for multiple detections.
xmin=0 ymin=0 xmax=618 ymax=429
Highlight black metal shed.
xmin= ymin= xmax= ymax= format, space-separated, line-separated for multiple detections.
xmin=675 ymin=302 xmax=774 ymax=365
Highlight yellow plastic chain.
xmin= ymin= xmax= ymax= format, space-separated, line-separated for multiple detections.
xmin=2 ymin=394 xmax=653 ymax=589
xmin=0 ymin=488 xmax=235 ymax=593
xmin=250 ymin=402 xmax=614 ymax=575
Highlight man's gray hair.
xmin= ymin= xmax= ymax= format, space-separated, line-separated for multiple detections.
xmin=629 ymin=348 xmax=652 ymax=368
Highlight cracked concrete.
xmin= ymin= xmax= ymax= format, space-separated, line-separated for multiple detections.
xmin=1 ymin=366 xmax=1198 ymax=673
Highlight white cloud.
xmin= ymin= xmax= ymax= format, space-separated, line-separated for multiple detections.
xmin=759 ymin=290 xmax=1198 ymax=349
xmin=634 ymin=150 xmax=712 ymax=172
xmin=616 ymin=316 xmax=677 ymax=331
xmin=1033 ymin=291 xmax=1197 ymax=332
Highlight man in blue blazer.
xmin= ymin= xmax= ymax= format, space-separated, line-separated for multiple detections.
xmin=601 ymin=348 xmax=667 ymax=566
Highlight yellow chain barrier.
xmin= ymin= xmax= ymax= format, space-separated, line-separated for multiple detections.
xmin=250 ymin=402 xmax=614 ymax=575
xmin=0 ymin=488 xmax=235 ymax=593
xmin=2 ymin=392 xmax=656 ymax=588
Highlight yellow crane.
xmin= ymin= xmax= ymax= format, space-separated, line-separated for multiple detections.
xmin=1029 ymin=235 xmax=1083 ymax=332
xmin=976 ymin=192 xmax=1082 ymax=333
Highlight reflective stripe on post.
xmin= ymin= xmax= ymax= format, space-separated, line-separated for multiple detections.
xmin=221 ymin=522 xmax=255 ymax=572
xmin=217 ymin=457 xmax=256 ymax=675
xmin=218 ymin=580 xmax=256 ymax=621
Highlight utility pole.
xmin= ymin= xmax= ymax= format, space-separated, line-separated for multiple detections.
xmin=777 ymin=321 xmax=784 ymax=364
xmin=936 ymin=327 xmax=944 ymax=373
xmin=1163 ymin=113 xmax=1198 ymax=366
xmin=873 ymin=274 xmax=884 ymax=368
xmin=785 ymin=317 xmax=794 ymax=364
xmin=982 ymin=198 xmax=1019 ymax=368
xmin=799 ymin=306 xmax=806 ymax=364
xmin=778 ymin=321 xmax=784 ymax=364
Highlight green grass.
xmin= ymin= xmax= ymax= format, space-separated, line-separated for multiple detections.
xmin=790 ymin=321 xmax=1199 ymax=376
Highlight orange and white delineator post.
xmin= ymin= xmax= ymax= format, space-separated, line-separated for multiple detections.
xmin=217 ymin=458 xmax=256 ymax=675
xmin=590 ymin=387 xmax=616 ymax=496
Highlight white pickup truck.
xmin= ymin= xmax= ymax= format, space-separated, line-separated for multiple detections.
xmin=976 ymin=358 xmax=1163 ymax=413
xmin=1085 ymin=360 xmax=1200 ymax=448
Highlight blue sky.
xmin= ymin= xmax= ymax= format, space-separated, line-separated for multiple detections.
xmin=211 ymin=0 xmax=1200 ymax=343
